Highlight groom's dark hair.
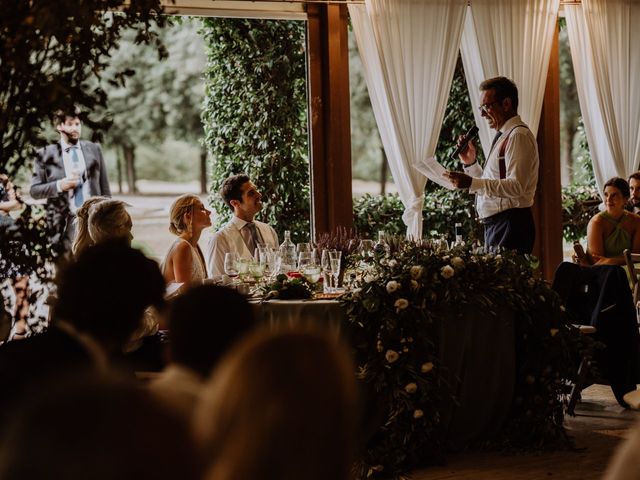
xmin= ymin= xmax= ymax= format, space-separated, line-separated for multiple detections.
xmin=220 ymin=173 xmax=251 ymax=209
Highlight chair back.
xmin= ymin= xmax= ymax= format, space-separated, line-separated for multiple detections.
xmin=623 ymin=249 xmax=640 ymax=322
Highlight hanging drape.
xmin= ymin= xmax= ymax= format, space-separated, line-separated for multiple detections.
xmin=460 ymin=0 xmax=559 ymax=157
xmin=349 ymin=0 xmax=467 ymax=239
xmin=565 ymin=0 xmax=640 ymax=192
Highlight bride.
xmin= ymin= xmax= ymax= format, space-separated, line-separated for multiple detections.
xmin=162 ymin=194 xmax=212 ymax=286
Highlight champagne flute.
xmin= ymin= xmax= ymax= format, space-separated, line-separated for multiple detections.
xmin=321 ymin=249 xmax=333 ymax=293
xmin=329 ymin=249 xmax=342 ymax=291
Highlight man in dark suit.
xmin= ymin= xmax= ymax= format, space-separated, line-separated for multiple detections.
xmin=30 ymin=107 xmax=111 ymax=254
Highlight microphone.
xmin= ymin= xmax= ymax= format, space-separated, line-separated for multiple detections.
xmin=450 ymin=126 xmax=479 ymax=161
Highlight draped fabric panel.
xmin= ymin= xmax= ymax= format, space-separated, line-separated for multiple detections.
xmin=565 ymin=1 xmax=640 ymax=193
xmin=460 ymin=0 xmax=559 ymax=157
xmin=349 ymin=0 xmax=467 ymax=239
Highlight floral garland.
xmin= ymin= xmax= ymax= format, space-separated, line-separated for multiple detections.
xmin=341 ymin=242 xmax=586 ymax=478
xmin=262 ymin=273 xmax=314 ymax=300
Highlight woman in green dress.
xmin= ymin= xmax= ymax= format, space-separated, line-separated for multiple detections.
xmin=580 ymin=177 xmax=640 ymax=265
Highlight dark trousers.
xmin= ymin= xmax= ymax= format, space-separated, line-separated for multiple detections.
xmin=482 ymin=207 xmax=535 ymax=255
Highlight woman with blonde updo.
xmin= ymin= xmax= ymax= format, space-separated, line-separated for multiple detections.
xmin=72 ymin=196 xmax=106 ymax=256
xmin=161 ymin=194 xmax=212 ymax=285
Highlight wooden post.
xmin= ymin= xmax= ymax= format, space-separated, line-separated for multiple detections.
xmin=533 ymin=23 xmax=563 ymax=281
xmin=306 ymin=4 xmax=353 ymax=238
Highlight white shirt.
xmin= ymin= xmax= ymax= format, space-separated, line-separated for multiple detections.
xmin=205 ymin=216 xmax=279 ymax=277
xmin=57 ymin=139 xmax=90 ymax=213
xmin=464 ymin=115 xmax=539 ymax=219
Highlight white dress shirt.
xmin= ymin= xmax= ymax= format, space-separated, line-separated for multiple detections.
xmin=463 ymin=115 xmax=539 ymax=219
xmin=205 ymin=216 xmax=279 ymax=277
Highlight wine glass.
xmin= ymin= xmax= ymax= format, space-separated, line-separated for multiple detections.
xmin=302 ymin=264 xmax=322 ymax=285
xmin=236 ymin=256 xmax=250 ymax=282
xmin=297 ymin=251 xmax=312 ymax=271
xmin=297 ymin=242 xmax=311 ymax=255
xmin=224 ymin=252 xmax=239 ymax=283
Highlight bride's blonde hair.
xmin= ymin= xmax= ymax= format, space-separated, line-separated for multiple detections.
xmin=169 ymin=194 xmax=200 ymax=236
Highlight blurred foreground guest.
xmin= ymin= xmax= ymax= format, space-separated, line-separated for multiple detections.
xmin=149 ymin=285 xmax=255 ymax=416
xmin=0 ymin=375 xmax=200 ymax=480
xmin=603 ymin=418 xmax=640 ymax=480
xmin=194 ymin=329 xmax=358 ymax=480
xmin=161 ymin=194 xmax=211 ymax=287
xmin=0 ymin=241 xmax=165 ymax=423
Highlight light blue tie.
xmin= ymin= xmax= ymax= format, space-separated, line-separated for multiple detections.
xmin=69 ymin=146 xmax=84 ymax=207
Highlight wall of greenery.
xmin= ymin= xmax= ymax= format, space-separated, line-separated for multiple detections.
xmin=200 ymin=18 xmax=310 ymax=243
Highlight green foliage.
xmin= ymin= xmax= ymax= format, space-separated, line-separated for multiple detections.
xmin=200 ymin=18 xmax=310 ymax=243
xmin=0 ymin=0 xmax=167 ymax=176
xmin=263 ymin=273 xmax=313 ymax=300
xmin=341 ymin=243 xmax=583 ymax=477
xmin=562 ymin=183 xmax=600 ymax=242
xmin=353 ymin=191 xmax=482 ymax=244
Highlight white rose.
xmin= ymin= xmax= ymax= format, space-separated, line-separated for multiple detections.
xmin=404 ymin=382 xmax=417 ymax=394
xmin=410 ymin=265 xmax=424 ymax=280
xmin=421 ymin=362 xmax=434 ymax=373
xmin=364 ymin=274 xmax=376 ymax=283
xmin=386 ymin=280 xmax=400 ymax=293
xmin=413 ymin=409 xmax=424 ymax=419
xmin=440 ymin=265 xmax=455 ymax=279
xmin=385 ymin=350 xmax=399 ymax=363
xmin=388 ymin=259 xmax=398 ymax=268
xmin=394 ymin=298 xmax=409 ymax=310
xmin=451 ymin=256 xmax=464 ymax=269
xmin=410 ymin=279 xmax=419 ymax=291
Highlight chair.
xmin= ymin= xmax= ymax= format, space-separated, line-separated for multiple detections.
xmin=623 ymin=249 xmax=640 ymax=322
xmin=552 ymin=262 xmax=640 ymax=411
xmin=567 ymin=325 xmax=596 ymax=415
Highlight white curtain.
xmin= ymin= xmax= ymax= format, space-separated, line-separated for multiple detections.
xmin=349 ymin=0 xmax=467 ymax=239
xmin=460 ymin=0 xmax=559 ymax=156
xmin=565 ymin=1 xmax=640 ymax=192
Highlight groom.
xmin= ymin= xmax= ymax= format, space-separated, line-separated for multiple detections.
xmin=206 ymin=174 xmax=279 ymax=277
xmin=30 ymin=107 xmax=111 ymax=255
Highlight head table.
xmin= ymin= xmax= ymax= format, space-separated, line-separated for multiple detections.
xmin=250 ymin=297 xmax=515 ymax=450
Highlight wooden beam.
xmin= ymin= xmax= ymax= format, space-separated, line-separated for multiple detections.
xmin=533 ymin=23 xmax=563 ymax=281
xmin=306 ymin=3 xmax=353 ymax=237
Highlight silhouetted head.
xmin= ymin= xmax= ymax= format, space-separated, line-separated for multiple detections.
xmin=168 ymin=284 xmax=255 ymax=377
xmin=53 ymin=240 xmax=165 ymax=352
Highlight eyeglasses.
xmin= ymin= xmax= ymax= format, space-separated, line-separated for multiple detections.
xmin=479 ymin=101 xmax=499 ymax=113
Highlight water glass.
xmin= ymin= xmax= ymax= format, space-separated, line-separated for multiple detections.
xmin=302 ymin=264 xmax=322 ymax=285
xmin=298 ymin=251 xmax=313 ymax=271
xmin=321 ymin=249 xmax=334 ymax=293
xmin=297 ymin=242 xmax=311 ymax=255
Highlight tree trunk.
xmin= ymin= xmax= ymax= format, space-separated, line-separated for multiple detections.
xmin=200 ymin=146 xmax=208 ymax=194
xmin=380 ymin=146 xmax=387 ymax=195
xmin=116 ymin=146 xmax=123 ymax=193
xmin=123 ymin=144 xmax=137 ymax=194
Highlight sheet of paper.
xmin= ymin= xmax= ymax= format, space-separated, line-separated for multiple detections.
xmin=414 ymin=156 xmax=455 ymax=190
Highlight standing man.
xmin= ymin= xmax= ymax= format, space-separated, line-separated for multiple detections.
xmin=627 ymin=172 xmax=640 ymax=214
xmin=445 ymin=77 xmax=539 ymax=254
xmin=206 ymin=174 xmax=278 ymax=277
xmin=30 ymin=107 xmax=111 ymax=254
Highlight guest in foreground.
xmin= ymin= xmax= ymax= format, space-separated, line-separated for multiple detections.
xmin=149 ymin=284 xmax=256 ymax=416
xmin=445 ymin=76 xmax=538 ymax=254
xmin=161 ymin=194 xmax=211 ymax=286
xmin=576 ymin=177 xmax=640 ymax=265
xmin=206 ymin=173 xmax=278 ymax=277
xmin=0 ymin=375 xmax=200 ymax=480
xmin=30 ymin=107 xmax=111 ymax=255
xmin=194 ymin=328 xmax=358 ymax=480
xmin=71 ymin=197 xmax=132 ymax=256
xmin=627 ymin=172 xmax=640 ymax=214
xmin=602 ymin=418 xmax=640 ymax=479
xmin=0 ymin=241 xmax=165 ymax=422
